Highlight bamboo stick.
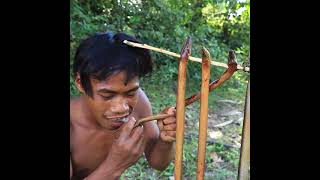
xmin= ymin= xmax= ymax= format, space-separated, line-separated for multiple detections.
xmin=237 ymin=80 xmax=250 ymax=180
xmin=133 ymin=114 xmax=173 ymax=128
xmin=174 ymin=37 xmax=191 ymax=180
xmin=123 ymin=40 xmax=249 ymax=72
xmin=196 ymin=47 xmax=211 ymax=180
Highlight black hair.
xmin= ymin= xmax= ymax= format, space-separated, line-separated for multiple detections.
xmin=73 ymin=32 xmax=153 ymax=97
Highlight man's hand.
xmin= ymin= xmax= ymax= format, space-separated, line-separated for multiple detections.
xmin=104 ymin=117 xmax=145 ymax=176
xmin=157 ymin=107 xmax=176 ymax=142
xmin=80 ymin=117 xmax=145 ymax=180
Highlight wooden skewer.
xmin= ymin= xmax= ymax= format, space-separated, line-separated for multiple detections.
xmin=174 ymin=36 xmax=191 ymax=180
xmin=133 ymin=114 xmax=173 ymax=128
xmin=123 ymin=40 xmax=249 ymax=72
xmin=196 ymin=47 xmax=211 ymax=180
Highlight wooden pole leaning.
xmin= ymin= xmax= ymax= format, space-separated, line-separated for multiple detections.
xmin=174 ymin=37 xmax=191 ymax=180
xmin=237 ymin=80 xmax=250 ymax=180
xmin=196 ymin=47 xmax=211 ymax=180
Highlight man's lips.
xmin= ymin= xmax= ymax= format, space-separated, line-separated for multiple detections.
xmin=110 ymin=120 xmax=125 ymax=127
xmin=107 ymin=115 xmax=130 ymax=124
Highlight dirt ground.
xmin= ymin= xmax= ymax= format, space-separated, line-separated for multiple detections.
xmin=184 ymin=99 xmax=246 ymax=179
xmin=186 ymin=99 xmax=245 ymax=148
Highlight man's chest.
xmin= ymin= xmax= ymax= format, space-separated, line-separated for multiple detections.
xmin=70 ymin=126 xmax=117 ymax=178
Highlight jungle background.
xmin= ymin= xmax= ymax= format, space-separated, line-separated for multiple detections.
xmin=70 ymin=0 xmax=250 ymax=179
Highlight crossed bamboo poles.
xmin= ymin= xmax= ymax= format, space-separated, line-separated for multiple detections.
xmin=131 ymin=43 xmax=238 ymax=128
xmin=124 ymin=38 xmax=245 ymax=180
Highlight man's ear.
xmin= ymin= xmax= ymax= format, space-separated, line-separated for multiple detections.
xmin=75 ymin=73 xmax=85 ymax=93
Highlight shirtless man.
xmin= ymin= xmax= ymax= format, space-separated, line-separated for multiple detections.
xmin=70 ymin=32 xmax=176 ymax=180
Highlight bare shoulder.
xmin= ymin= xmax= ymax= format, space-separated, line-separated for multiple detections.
xmin=70 ymin=97 xmax=80 ymax=110
xmin=70 ymin=97 xmax=85 ymax=132
xmin=70 ymin=97 xmax=81 ymax=132
xmin=135 ymin=89 xmax=159 ymax=141
xmin=70 ymin=97 xmax=80 ymax=123
xmin=135 ymin=89 xmax=152 ymax=118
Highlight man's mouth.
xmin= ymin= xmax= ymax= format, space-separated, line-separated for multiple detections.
xmin=106 ymin=114 xmax=130 ymax=128
xmin=111 ymin=116 xmax=129 ymax=123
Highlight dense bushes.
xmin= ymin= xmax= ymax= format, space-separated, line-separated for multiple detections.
xmin=70 ymin=0 xmax=250 ymax=100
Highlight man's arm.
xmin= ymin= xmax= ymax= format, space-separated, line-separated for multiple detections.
xmin=145 ymin=108 xmax=176 ymax=170
xmin=145 ymin=133 xmax=175 ymax=171
xmin=136 ymin=89 xmax=175 ymax=171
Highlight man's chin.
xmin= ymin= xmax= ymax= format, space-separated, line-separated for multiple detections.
xmin=109 ymin=126 xmax=121 ymax=130
xmin=98 ymin=122 xmax=123 ymax=131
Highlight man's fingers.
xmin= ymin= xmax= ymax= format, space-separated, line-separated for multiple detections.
xmin=133 ymin=131 xmax=145 ymax=155
xmin=157 ymin=119 xmax=164 ymax=130
xmin=161 ymin=107 xmax=171 ymax=114
xmin=162 ymin=106 xmax=176 ymax=114
xmin=160 ymin=106 xmax=176 ymax=125
xmin=130 ymin=125 xmax=144 ymax=142
xmin=162 ymin=131 xmax=176 ymax=137
xmin=161 ymin=131 xmax=176 ymax=142
xmin=163 ymin=117 xmax=176 ymax=125
xmin=163 ymin=123 xmax=176 ymax=131
xmin=119 ymin=117 xmax=136 ymax=140
xmin=159 ymin=106 xmax=177 ymax=143
xmin=167 ymin=107 xmax=176 ymax=115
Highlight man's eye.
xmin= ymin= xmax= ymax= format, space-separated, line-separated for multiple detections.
xmin=127 ymin=92 xmax=137 ymax=97
xmin=101 ymin=95 xmax=114 ymax=100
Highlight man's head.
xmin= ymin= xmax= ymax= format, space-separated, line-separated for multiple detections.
xmin=73 ymin=32 xmax=152 ymax=130
xmin=73 ymin=32 xmax=152 ymax=96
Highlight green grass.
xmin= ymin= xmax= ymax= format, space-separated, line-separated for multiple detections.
xmin=120 ymin=139 xmax=240 ymax=179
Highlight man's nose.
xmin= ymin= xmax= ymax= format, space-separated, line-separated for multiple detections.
xmin=110 ymin=99 xmax=129 ymax=115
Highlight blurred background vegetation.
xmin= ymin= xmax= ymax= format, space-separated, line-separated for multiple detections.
xmin=70 ymin=0 xmax=249 ymax=179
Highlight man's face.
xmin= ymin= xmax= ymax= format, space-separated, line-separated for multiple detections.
xmin=85 ymin=71 xmax=139 ymax=130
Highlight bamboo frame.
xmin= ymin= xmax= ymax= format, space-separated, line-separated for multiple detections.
xmin=127 ymin=38 xmax=250 ymax=179
xmin=123 ymin=40 xmax=249 ymax=72
xmin=134 ymin=51 xmax=238 ymax=127
xmin=237 ymin=80 xmax=250 ymax=180
xmin=196 ymin=47 xmax=211 ymax=180
xmin=185 ymin=50 xmax=238 ymax=106
xmin=174 ymin=37 xmax=191 ymax=180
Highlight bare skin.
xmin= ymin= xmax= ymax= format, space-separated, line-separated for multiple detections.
xmin=70 ymin=71 xmax=176 ymax=180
